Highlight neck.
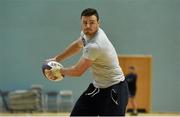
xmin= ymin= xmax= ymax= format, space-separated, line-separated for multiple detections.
xmin=86 ymin=34 xmax=95 ymax=39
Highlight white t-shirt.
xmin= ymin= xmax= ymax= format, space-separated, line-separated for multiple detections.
xmin=81 ymin=28 xmax=125 ymax=88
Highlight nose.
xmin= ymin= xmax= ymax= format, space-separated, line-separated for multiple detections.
xmin=86 ymin=23 xmax=90 ymax=28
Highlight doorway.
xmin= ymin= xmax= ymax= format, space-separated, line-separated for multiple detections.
xmin=118 ymin=55 xmax=152 ymax=112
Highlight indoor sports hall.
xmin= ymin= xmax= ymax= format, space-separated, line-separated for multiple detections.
xmin=0 ymin=0 xmax=179 ymax=116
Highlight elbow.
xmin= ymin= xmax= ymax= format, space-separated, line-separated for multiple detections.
xmin=75 ymin=70 xmax=84 ymax=77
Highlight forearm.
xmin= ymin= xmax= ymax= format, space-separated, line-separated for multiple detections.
xmin=60 ymin=57 xmax=92 ymax=77
xmin=55 ymin=38 xmax=83 ymax=62
xmin=60 ymin=67 xmax=83 ymax=77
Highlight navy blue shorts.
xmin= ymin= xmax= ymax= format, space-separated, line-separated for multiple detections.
xmin=70 ymin=81 xmax=129 ymax=116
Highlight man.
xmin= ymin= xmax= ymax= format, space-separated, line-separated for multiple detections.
xmin=125 ymin=66 xmax=138 ymax=115
xmin=47 ymin=8 xmax=128 ymax=116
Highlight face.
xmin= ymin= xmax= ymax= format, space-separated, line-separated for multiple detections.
xmin=129 ymin=68 xmax=135 ymax=74
xmin=81 ymin=15 xmax=99 ymax=38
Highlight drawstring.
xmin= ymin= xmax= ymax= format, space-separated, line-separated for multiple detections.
xmin=111 ymin=89 xmax=119 ymax=105
xmin=86 ymin=87 xmax=100 ymax=97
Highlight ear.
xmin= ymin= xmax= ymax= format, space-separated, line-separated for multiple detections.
xmin=97 ymin=19 xmax=100 ymax=25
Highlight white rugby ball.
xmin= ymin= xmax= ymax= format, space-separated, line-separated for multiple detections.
xmin=42 ymin=61 xmax=64 ymax=81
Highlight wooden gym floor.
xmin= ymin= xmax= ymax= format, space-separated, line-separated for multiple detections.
xmin=0 ymin=112 xmax=180 ymax=117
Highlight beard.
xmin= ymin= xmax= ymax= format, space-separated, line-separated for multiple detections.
xmin=83 ymin=29 xmax=97 ymax=37
xmin=84 ymin=31 xmax=91 ymax=35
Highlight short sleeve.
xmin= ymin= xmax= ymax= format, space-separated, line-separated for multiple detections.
xmin=82 ymin=43 xmax=99 ymax=61
xmin=80 ymin=31 xmax=84 ymax=37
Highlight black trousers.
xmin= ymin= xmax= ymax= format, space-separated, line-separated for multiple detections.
xmin=70 ymin=81 xmax=129 ymax=116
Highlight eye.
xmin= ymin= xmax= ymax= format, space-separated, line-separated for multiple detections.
xmin=83 ymin=22 xmax=87 ymax=25
xmin=90 ymin=21 xmax=95 ymax=25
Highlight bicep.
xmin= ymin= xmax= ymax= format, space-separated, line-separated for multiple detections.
xmin=74 ymin=37 xmax=84 ymax=48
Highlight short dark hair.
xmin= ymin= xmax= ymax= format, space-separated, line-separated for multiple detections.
xmin=81 ymin=8 xmax=99 ymax=21
xmin=129 ymin=66 xmax=135 ymax=70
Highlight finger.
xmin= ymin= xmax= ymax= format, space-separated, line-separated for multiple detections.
xmin=45 ymin=69 xmax=53 ymax=78
xmin=45 ymin=58 xmax=56 ymax=62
